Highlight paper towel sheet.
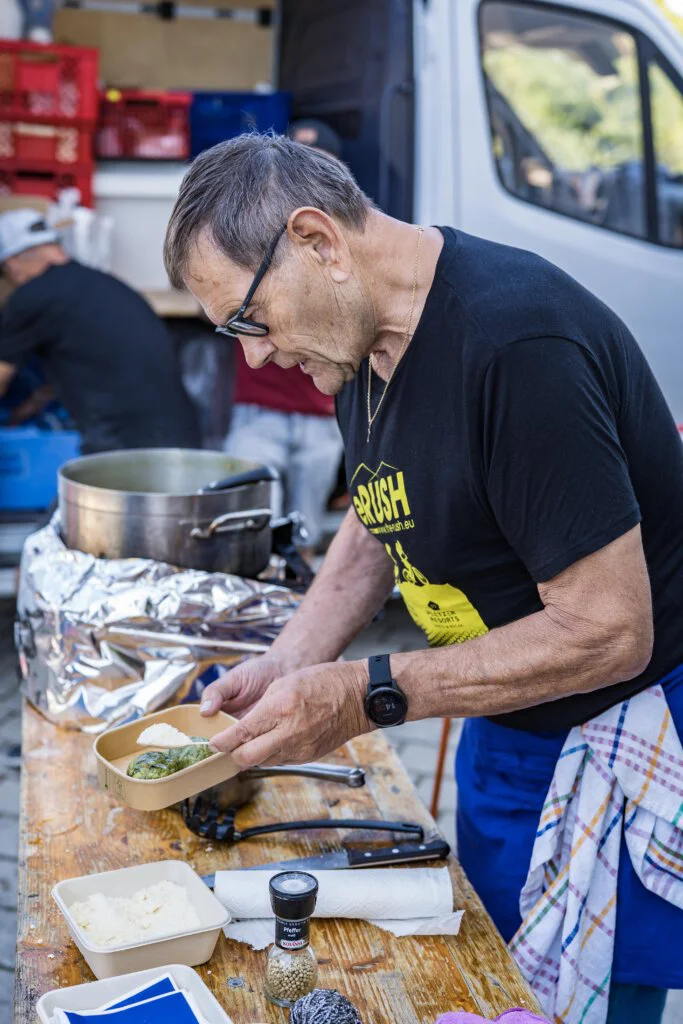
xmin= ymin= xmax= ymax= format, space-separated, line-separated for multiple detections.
xmin=214 ymin=868 xmax=463 ymax=950
xmin=223 ymin=912 xmax=464 ymax=949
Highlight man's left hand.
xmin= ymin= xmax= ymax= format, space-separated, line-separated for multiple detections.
xmin=208 ymin=660 xmax=373 ymax=767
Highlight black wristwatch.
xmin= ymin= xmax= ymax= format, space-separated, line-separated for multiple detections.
xmin=365 ymin=654 xmax=408 ymax=728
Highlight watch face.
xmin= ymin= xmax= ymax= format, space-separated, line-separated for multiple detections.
xmin=367 ymin=687 xmax=407 ymax=727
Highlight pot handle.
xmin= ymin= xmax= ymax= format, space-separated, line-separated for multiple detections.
xmin=200 ymin=465 xmax=280 ymax=493
xmin=190 ymin=508 xmax=271 ymax=541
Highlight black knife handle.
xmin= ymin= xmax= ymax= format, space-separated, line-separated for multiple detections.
xmin=235 ymin=818 xmax=424 ymax=842
xmin=346 ymin=837 xmax=451 ymax=868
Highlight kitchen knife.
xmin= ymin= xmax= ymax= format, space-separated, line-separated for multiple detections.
xmin=201 ymin=836 xmax=450 ymax=887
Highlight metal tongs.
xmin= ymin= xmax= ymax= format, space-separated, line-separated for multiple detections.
xmin=182 ymin=795 xmax=425 ymax=844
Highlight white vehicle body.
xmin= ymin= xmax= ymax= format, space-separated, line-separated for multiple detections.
xmin=413 ymin=0 xmax=683 ymax=421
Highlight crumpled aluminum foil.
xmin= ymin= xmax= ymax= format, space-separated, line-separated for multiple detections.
xmin=16 ymin=517 xmax=300 ymax=732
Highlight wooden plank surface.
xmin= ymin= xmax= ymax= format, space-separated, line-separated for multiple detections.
xmin=55 ymin=3 xmax=274 ymax=91
xmin=15 ymin=704 xmax=540 ymax=1022
xmin=142 ymin=289 xmax=203 ymax=319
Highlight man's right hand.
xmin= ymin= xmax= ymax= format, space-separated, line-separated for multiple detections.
xmin=199 ymin=651 xmax=289 ymax=721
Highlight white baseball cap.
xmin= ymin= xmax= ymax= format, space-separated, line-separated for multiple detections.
xmin=0 ymin=208 xmax=59 ymax=263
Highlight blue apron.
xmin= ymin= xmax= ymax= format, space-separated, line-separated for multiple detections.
xmin=455 ymin=662 xmax=683 ymax=989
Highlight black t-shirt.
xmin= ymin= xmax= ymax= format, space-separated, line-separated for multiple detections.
xmin=336 ymin=228 xmax=683 ymax=732
xmin=0 ymin=261 xmax=199 ymax=453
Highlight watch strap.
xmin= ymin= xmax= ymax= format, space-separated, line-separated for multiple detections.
xmin=368 ymin=653 xmax=392 ymax=688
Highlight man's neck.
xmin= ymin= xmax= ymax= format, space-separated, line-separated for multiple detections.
xmin=359 ymin=213 xmax=443 ymax=381
xmin=15 ymin=246 xmax=69 ymax=286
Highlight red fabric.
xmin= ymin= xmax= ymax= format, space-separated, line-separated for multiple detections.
xmin=233 ymin=345 xmax=335 ymax=417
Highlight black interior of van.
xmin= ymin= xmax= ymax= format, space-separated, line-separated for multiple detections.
xmin=278 ymin=0 xmax=415 ymax=221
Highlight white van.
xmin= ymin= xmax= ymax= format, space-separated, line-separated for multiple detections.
xmin=278 ymin=0 xmax=683 ymax=421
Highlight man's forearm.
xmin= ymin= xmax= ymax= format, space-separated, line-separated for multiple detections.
xmin=271 ymin=507 xmax=394 ymax=671
xmin=390 ymin=603 xmax=650 ymax=722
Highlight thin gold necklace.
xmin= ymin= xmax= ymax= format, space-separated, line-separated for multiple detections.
xmin=366 ymin=226 xmax=424 ymax=442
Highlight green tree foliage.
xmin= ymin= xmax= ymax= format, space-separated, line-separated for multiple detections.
xmin=484 ymin=43 xmax=643 ymax=172
xmin=650 ymin=63 xmax=683 ymax=174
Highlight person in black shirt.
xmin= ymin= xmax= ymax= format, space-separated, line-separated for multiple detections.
xmin=163 ymin=135 xmax=683 ymax=1022
xmin=0 ymin=208 xmax=199 ymax=454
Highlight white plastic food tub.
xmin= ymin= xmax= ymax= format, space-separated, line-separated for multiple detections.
xmin=36 ymin=963 xmax=234 ymax=1023
xmin=93 ymin=162 xmax=187 ymax=291
xmin=52 ymin=860 xmax=229 ymax=979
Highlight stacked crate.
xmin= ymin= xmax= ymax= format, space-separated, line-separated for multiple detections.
xmin=96 ymin=89 xmax=192 ymax=161
xmin=0 ymin=40 xmax=98 ymax=206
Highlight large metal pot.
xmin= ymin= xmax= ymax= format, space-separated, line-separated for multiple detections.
xmin=58 ymin=448 xmax=276 ymax=576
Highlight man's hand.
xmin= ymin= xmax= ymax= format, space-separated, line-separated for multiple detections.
xmin=207 ymin=660 xmax=372 ymax=767
xmin=199 ymin=651 xmax=289 ymax=720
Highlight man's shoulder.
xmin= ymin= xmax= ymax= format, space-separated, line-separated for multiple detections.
xmin=57 ymin=260 xmax=142 ymax=296
xmin=2 ymin=267 xmax=55 ymax=321
xmin=58 ymin=260 xmax=118 ymax=291
xmin=438 ymin=228 xmax=621 ymax=356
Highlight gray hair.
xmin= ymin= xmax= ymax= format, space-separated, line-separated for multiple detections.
xmin=164 ymin=133 xmax=373 ymax=288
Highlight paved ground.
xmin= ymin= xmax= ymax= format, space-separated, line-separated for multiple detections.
xmin=0 ymin=596 xmax=680 ymax=1020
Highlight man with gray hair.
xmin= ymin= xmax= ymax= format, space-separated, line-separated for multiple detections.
xmin=166 ymin=133 xmax=683 ymax=1023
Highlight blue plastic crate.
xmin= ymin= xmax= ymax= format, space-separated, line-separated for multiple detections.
xmin=190 ymin=91 xmax=291 ymax=157
xmin=0 ymin=427 xmax=81 ymax=511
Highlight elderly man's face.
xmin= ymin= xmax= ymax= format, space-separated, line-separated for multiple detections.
xmin=184 ymin=222 xmax=372 ymax=395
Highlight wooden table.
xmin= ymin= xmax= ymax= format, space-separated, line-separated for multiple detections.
xmin=15 ymin=705 xmax=540 ymax=1022
xmin=143 ymin=289 xmax=203 ymax=318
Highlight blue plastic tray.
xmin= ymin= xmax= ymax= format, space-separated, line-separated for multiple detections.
xmin=0 ymin=427 xmax=81 ymax=511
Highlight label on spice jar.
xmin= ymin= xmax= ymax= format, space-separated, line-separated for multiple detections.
xmin=276 ymin=917 xmax=310 ymax=949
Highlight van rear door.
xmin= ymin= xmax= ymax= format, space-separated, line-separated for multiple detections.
xmin=278 ymin=0 xmax=415 ymax=221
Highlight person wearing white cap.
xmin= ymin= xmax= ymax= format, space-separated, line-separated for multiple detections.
xmin=0 ymin=209 xmax=60 ymax=267
xmin=0 ymin=208 xmax=199 ymax=454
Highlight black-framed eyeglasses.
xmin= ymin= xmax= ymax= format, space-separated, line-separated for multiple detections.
xmin=214 ymin=224 xmax=287 ymax=339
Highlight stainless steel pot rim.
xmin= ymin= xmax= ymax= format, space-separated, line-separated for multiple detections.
xmin=59 ymin=448 xmax=264 ymax=499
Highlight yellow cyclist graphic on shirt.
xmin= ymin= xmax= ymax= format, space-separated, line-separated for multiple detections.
xmin=384 ymin=540 xmax=488 ymax=647
xmin=350 ymin=460 xmax=488 ymax=647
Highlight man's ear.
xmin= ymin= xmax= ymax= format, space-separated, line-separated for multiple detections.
xmin=287 ymin=207 xmax=351 ymax=283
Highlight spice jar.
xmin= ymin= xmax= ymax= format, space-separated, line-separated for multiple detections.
xmin=264 ymin=871 xmax=319 ymax=1007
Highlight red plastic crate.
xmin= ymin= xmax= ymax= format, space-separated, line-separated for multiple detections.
xmin=0 ymin=167 xmax=93 ymax=207
xmin=96 ymin=89 xmax=192 ymax=160
xmin=0 ymin=121 xmax=94 ymax=166
xmin=0 ymin=40 xmax=98 ymax=124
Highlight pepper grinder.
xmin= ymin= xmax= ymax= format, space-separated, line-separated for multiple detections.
xmin=264 ymin=871 xmax=319 ymax=1007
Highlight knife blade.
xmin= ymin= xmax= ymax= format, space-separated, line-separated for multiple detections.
xmin=201 ymin=836 xmax=450 ymax=887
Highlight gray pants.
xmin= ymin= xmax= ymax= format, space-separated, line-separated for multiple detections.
xmin=225 ymin=404 xmax=343 ymax=548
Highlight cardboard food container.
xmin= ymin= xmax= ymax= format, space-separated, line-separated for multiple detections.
xmin=37 ymin=966 xmax=235 ymax=1024
xmin=36 ymin=963 xmax=234 ymax=1022
xmin=52 ymin=861 xmax=230 ymax=980
xmin=93 ymin=704 xmax=240 ymax=811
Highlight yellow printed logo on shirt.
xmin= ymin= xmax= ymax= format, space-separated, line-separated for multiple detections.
xmin=349 ymin=460 xmax=488 ymax=646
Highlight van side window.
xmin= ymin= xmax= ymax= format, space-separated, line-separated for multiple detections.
xmin=479 ymin=2 xmax=646 ymax=240
xmin=649 ymin=60 xmax=683 ymax=247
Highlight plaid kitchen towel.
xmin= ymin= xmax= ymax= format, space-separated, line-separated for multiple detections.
xmin=509 ymin=684 xmax=683 ymax=1024
xmin=436 ymin=1012 xmax=550 ymax=1023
